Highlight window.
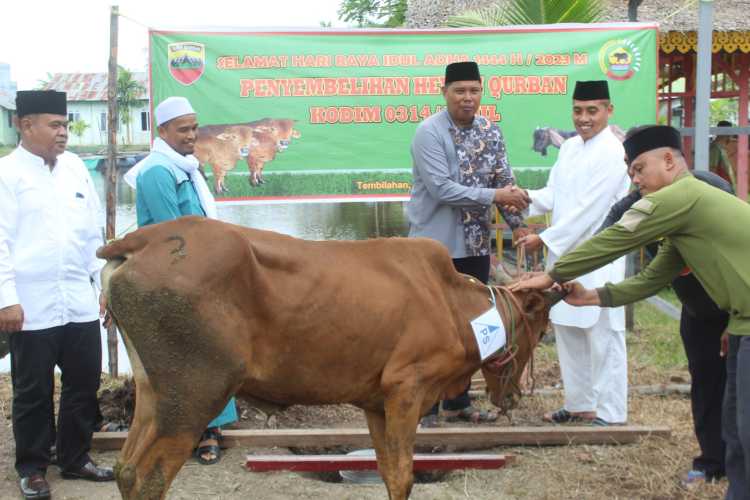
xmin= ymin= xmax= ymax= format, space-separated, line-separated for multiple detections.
xmin=100 ymin=112 xmax=107 ymax=131
xmin=7 ymin=110 xmax=11 ymax=128
xmin=68 ymin=112 xmax=80 ymax=123
xmin=141 ymin=111 xmax=150 ymax=132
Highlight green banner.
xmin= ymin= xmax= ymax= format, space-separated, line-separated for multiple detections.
xmin=149 ymin=24 xmax=657 ymax=202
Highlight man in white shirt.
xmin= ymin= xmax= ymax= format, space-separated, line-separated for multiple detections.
xmin=516 ymin=81 xmax=630 ymax=426
xmin=0 ymin=90 xmax=114 ymax=500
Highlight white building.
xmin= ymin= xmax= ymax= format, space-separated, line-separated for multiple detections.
xmin=43 ymin=72 xmax=150 ymax=146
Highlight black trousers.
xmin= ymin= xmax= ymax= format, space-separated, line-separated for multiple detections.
xmin=10 ymin=321 xmax=101 ymax=476
xmin=426 ymin=255 xmax=490 ymax=416
xmin=680 ymin=308 xmax=728 ymax=479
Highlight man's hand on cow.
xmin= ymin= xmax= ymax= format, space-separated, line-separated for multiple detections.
xmin=99 ymin=293 xmax=112 ymax=329
xmin=512 ymin=227 xmax=532 ymax=243
xmin=560 ymin=281 xmax=601 ymax=307
xmin=0 ymin=304 xmax=24 ymax=333
xmin=515 ymin=233 xmax=543 ymax=252
xmin=494 ymin=185 xmax=529 ymax=211
xmin=508 ymin=272 xmax=554 ymax=292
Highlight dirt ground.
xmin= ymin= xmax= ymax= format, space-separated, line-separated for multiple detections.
xmin=0 ymin=363 xmax=729 ymax=500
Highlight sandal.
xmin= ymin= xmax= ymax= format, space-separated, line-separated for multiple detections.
xmin=542 ymin=408 xmax=593 ymax=424
xmin=444 ymin=406 xmax=498 ymax=424
xmin=195 ymin=428 xmax=222 ymax=465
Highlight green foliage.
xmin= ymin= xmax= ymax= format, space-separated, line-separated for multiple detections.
xmin=710 ymin=98 xmax=738 ymax=126
xmin=446 ymin=0 xmax=605 ymax=27
xmin=447 ymin=5 xmax=506 ymax=27
xmin=338 ymin=0 xmax=407 ymax=27
xmin=35 ymin=72 xmax=53 ymax=90
xmin=117 ymin=66 xmax=146 ymax=144
xmin=69 ymin=120 xmax=90 ymax=142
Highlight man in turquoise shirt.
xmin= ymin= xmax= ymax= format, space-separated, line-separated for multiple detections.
xmin=512 ymin=125 xmax=750 ymax=499
xmin=124 ymin=96 xmax=236 ymax=465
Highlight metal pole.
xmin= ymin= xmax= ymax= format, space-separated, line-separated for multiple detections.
xmin=106 ymin=5 xmax=119 ymax=377
xmin=693 ymin=0 xmax=714 ymax=171
xmin=737 ymin=53 xmax=749 ymax=200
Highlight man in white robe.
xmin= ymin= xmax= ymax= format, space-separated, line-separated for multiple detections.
xmin=516 ymin=80 xmax=630 ymax=425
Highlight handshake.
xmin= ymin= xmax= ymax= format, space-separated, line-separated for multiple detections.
xmin=494 ymin=185 xmax=530 ymax=214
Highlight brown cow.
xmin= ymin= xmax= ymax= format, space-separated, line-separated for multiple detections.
xmin=97 ymin=217 xmax=559 ymax=500
xmin=194 ymin=119 xmax=301 ymax=192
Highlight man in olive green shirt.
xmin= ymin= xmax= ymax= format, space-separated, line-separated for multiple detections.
xmin=511 ymin=125 xmax=750 ymax=499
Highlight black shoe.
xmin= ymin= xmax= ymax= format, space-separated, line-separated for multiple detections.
xmin=61 ymin=461 xmax=115 ymax=482
xmin=19 ymin=474 xmax=50 ymax=499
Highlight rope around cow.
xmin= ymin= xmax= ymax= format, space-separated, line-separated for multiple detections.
xmin=480 ymin=283 xmax=540 ymax=415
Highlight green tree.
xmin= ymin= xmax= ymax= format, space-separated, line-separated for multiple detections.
xmin=116 ymin=66 xmax=146 ymax=145
xmin=338 ymin=0 xmax=407 ymax=27
xmin=35 ymin=72 xmax=53 ymax=90
xmin=69 ymin=120 xmax=90 ymax=145
xmin=710 ymin=98 xmax=738 ymax=126
xmin=447 ymin=0 xmax=605 ymax=27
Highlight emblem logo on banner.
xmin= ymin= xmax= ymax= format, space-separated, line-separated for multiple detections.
xmin=470 ymin=287 xmax=507 ymax=361
xmin=168 ymin=42 xmax=205 ymax=86
xmin=599 ymin=38 xmax=642 ymax=81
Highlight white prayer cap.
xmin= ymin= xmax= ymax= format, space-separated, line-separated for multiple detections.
xmin=155 ymin=96 xmax=196 ymax=126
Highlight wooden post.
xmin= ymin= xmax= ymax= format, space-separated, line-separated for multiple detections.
xmin=106 ymin=5 xmax=119 ymax=377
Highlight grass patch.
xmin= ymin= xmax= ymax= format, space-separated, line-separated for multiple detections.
xmin=657 ymin=286 xmax=681 ymax=308
xmin=628 ymin=300 xmax=687 ymax=384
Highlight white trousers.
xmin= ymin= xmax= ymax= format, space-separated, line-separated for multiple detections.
xmin=554 ymin=313 xmax=628 ymax=423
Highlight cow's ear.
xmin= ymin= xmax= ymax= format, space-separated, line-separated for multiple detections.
xmin=521 ymin=291 xmax=546 ymax=316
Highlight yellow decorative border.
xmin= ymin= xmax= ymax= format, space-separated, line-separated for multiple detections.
xmin=660 ymin=31 xmax=750 ymax=54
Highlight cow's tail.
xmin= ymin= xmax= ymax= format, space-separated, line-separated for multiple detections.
xmin=100 ymin=258 xmax=124 ymax=303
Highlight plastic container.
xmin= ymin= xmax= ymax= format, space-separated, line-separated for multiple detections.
xmin=338 ymin=449 xmax=383 ymax=484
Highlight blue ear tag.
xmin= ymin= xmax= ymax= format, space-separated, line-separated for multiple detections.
xmin=470 ymin=286 xmax=507 ymax=360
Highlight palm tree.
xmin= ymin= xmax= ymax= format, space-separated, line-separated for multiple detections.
xmin=69 ymin=120 xmax=90 ymax=145
xmin=35 ymin=72 xmax=54 ymax=90
xmin=446 ymin=0 xmax=605 ymax=27
xmin=338 ymin=0 xmax=407 ymax=27
xmin=116 ymin=66 xmax=146 ymax=145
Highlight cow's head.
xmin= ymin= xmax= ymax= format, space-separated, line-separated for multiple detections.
xmin=481 ymin=287 xmax=564 ymax=413
xmin=532 ymin=127 xmax=549 ymax=156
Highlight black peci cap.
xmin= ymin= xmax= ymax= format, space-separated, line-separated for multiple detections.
xmin=623 ymin=125 xmax=682 ymax=164
xmin=16 ymin=90 xmax=67 ymax=118
xmin=445 ymin=61 xmax=481 ymax=84
xmin=572 ymin=80 xmax=610 ymax=101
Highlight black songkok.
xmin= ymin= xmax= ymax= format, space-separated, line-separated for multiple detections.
xmin=623 ymin=125 xmax=682 ymax=164
xmin=445 ymin=61 xmax=481 ymax=84
xmin=16 ymin=90 xmax=67 ymax=118
xmin=572 ymin=80 xmax=610 ymax=101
